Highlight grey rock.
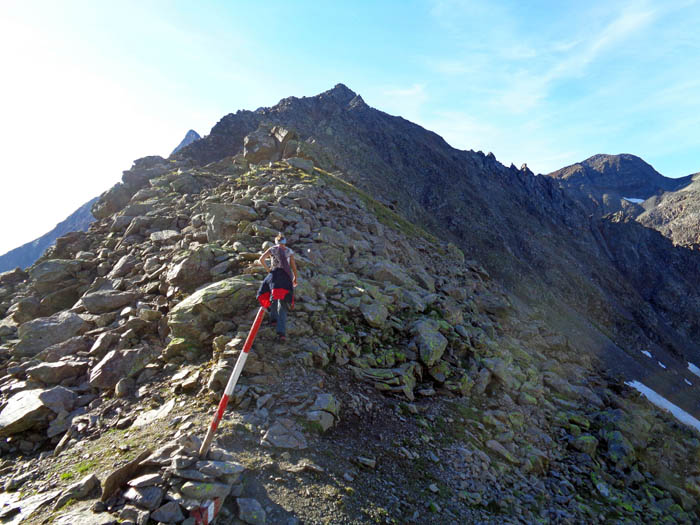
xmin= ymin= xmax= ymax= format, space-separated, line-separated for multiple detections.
xmin=359 ymin=302 xmax=388 ymax=328
xmin=0 ymin=387 xmax=76 ymax=436
xmin=151 ymin=501 xmax=184 ymax=523
xmin=411 ymin=318 xmax=448 ymax=367
xmin=109 ymin=254 xmax=138 ymax=278
xmin=15 ymin=311 xmax=89 ymax=357
xmin=237 ymin=497 xmax=266 ymax=525
xmin=89 ymin=347 xmax=158 ymax=389
xmin=81 ymin=290 xmax=138 ymax=314
xmin=54 ymin=473 xmax=100 ymax=510
xmin=123 ymin=485 xmax=164 ymax=511
xmin=261 ymin=418 xmax=307 ymax=449
xmin=180 ymin=481 xmax=232 ymax=499
xmin=167 ymin=276 xmax=259 ymax=341
xmin=26 ymin=360 xmax=88 ymax=385
xmin=205 ymin=203 xmax=258 ymax=242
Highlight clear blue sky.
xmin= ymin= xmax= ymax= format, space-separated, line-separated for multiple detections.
xmin=1 ymin=0 xmax=699 ymax=254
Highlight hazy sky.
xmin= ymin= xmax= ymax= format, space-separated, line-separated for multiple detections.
xmin=1 ymin=0 xmax=699 ymax=255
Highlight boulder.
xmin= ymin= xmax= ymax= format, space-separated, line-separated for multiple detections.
xmin=80 ymin=290 xmax=138 ymax=314
xmin=167 ymin=276 xmax=259 ymax=341
xmin=108 ymin=254 xmax=138 ymax=278
xmin=359 ymin=302 xmax=388 ymax=328
xmin=0 ymin=267 xmax=28 ymax=286
xmin=205 ymin=203 xmax=258 ymax=242
xmin=92 ymin=182 xmax=133 ymax=219
xmin=243 ymin=129 xmax=278 ymax=163
xmin=29 ymin=259 xmax=82 ymax=294
xmin=15 ymin=311 xmax=89 ymax=358
xmin=37 ymin=336 xmax=91 ymax=362
xmin=237 ymin=498 xmax=266 ymax=525
xmin=370 ymin=260 xmax=415 ymax=287
xmin=26 ymin=360 xmax=89 ymax=385
xmin=0 ymin=387 xmax=75 ymax=436
xmin=166 ymin=246 xmax=214 ymax=291
xmin=411 ymin=318 xmax=448 ymax=367
xmin=89 ymin=347 xmax=158 ymax=389
xmin=261 ymin=418 xmax=307 ymax=449
xmin=285 ymin=157 xmax=314 ymax=173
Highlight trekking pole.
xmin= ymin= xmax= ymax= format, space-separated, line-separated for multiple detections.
xmin=198 ymin=306 xmax=266 ymax=458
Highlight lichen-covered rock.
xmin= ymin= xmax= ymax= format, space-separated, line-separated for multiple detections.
xmin=411 ymin=318 xmax=447 ymax=367
xmin=166 ymin=245 xmax=215 ymax=291
xmin=167 ymin=276 xmax=259 ymax=341
xmin=359 ymin=302 xmax=388 ymax=328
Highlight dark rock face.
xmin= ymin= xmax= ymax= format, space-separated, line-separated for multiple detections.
xmin=0 ymin=197 xmax=97 ymax=273
xmin=170 ymin=129 xmax=201 ymax=156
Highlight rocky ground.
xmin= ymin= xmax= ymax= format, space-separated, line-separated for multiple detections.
xmin=1 ymin=128 xmax=700 ymax=524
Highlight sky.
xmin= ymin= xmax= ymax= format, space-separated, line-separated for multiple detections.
xmin=1 ymin=0 xmax=700 ymax=255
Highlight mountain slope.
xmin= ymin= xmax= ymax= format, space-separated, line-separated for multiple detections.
xmin=2 ymin=85 xmax=700 ymax=523
xmin=0 ymin=197 xmax=97 ymax=273
xmin=173 ymin=85 xmax=700 ymax=416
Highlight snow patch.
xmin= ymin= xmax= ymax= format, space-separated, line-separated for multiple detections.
xmin=640 ymin=350 xmax=652 ymax=358
xmin=658 ymin=361 xmax=666 ymax=369
xmin=623 ymin=197 xmax=645 ymax=204
xmin=685 ymin=379 xmax=693 ymax=386
xmin=626 ymin=380 xmax=700 ymax=433
xmin=688 ymin=362 xmax=700 ymax=378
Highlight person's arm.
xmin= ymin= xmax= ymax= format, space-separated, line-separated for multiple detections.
xmin=257 ymin=248 xmax=272 ymax=272
xmin=290 ymin=254 xmax=299 ymax=287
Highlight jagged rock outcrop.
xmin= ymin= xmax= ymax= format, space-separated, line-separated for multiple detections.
xmin=170 ymin=129 xmax=201 ymax=156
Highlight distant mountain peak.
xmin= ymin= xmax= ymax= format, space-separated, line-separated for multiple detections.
xmin=170 ymin=129 xmax=201 ymax=156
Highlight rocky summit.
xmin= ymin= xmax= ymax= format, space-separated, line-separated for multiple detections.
xmin=1 ymin=86 xmax=700 ymax=524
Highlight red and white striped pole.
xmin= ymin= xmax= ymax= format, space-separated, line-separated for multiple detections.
xmin=198 ymin=306 xmax=266 ymax=459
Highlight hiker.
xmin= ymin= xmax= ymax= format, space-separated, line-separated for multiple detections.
xmin=256 ymin=233 xmax=298 ymax=341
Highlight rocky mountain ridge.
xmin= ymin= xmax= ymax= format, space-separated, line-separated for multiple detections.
xmin=171 ymin=130 xmax=202 ymax=157
xmin=0 ymin=86 xmax=700 ymax=523
xmin=0 ymin=198 xmax=98 ymax=274
xmin=547 ymin=153 xmax=700 ymax=249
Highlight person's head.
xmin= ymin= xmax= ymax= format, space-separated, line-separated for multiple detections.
xmin=275 ymin=232 xmax=286 ymax=245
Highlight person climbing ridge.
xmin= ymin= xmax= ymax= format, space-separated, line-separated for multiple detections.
xmin=256 ymin=232 xmax=298 ymax=341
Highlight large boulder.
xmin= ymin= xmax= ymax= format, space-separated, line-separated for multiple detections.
xmin=167 ymin=276 xmax=259 ymax=341
xmin=369 ymin=260 xmax=415 ymax=287
xmin=0 ymin=267 xmax=28 ymax=286
xmin=14 ymin=311 xmax=89 ymax=358
xmin=26 ymin=360 xmax=89 ymax=385
xmin=92 ymin=182 xmax=133 ymax=219
xmin=0 ymin=387 xmax=76 ymax=436
xmin=412 ymin=318 xmax=448 ymax=367
xmin=243 ymin=129 xmax=279 ymax=164
xmin=89 ymin=347 xmax=158 ymax=389
xmin=29 ymin=259 xmax=82 ymax=294
xmin=360 ymin=303 xmax=388 ymax=328
xmin=80 ymin=290 xmax=139 ymax=314
xmin=166 ymin=246 xmax=215 ymax=291
xmin=205 ymin=203 xmax=258 ymax=242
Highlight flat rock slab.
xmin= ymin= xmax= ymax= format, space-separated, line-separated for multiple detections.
xmin=14 ymin=311 xmax=88 ymax=357
xmin=26 ymin=360 xmax=88 ymax=385
xmin=261 ymin=418 xmax=307 ymax=449
xmin=101 ymin=450 xmax=151 ymax=501
xmin=180 ymin=481 xmax=232 ymax=500
xmin=81 ymin=290 xmax=138 ymax=314
xmin=0 ymin=387 xmax=76 ymax=436
xmin=89 ymin=347 xmax=158 ymax=389
xmin=124 ymin=485 xmax=164 ymax=511
xmin=151 ymin=501 xmax=185 ymax=523
xmin=132 ymin=399 xmax=175 ymax=428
